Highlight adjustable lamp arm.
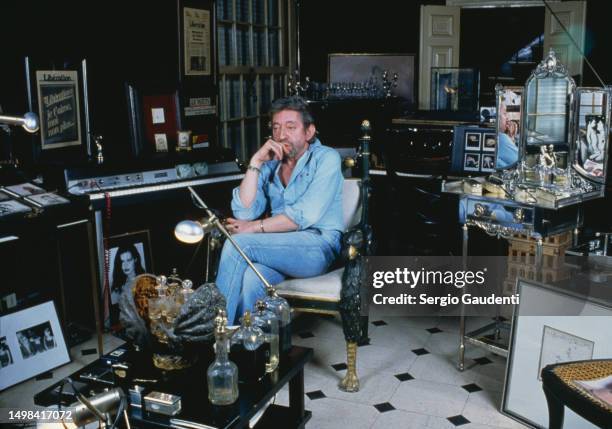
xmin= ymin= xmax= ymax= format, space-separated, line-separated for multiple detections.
xmin=186 ymin=186 xmax=275 ymax=292
xmin=0 ymin=112 xmax=39 ymax=133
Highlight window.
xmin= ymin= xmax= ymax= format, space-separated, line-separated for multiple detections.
xmin=217 ymin=0 xmax=293 ymax=161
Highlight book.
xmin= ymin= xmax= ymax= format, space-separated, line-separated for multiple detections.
xmin=574 ymin=374 xmax=612 ymax=407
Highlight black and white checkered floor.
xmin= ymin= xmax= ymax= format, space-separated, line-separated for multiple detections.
xmin=276 ymin=314 xmax=528 ymax=429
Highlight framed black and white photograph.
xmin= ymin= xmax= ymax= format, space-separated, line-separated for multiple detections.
xmin=483 ymin=133 xmax=497 ymax=152
xmin=502 ymin=279 xmax=612 ymax=428
xmin=0 ymin=200 xmax=32 ymax=218
xmin=0 ymin=301 xmax=70 ymax=391
xmin=3 ymin=182 xmax=46 ymax=198
xmin=464 ymin=132 xmax=481 ymax=150
xmin=25 ymin=192 xmax=70 ymax=207
xmin=154 ymin=133 xmax=169 ymax=152
xmin=464 ymin=153 xmax=480 ymax=172
xmin=481 ymin=154 xmax=495 ymax=172
xmin=103 ymin=230 xmax=153 ymax=326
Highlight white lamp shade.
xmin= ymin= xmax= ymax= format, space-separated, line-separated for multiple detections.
xmin=174 ymin=220 xmax=205 ymax=244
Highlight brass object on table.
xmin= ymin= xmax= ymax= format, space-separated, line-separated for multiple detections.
xmin=121 ymin=273 xmax=226 ymax=371
xmin=462 ymin=179 xmax=482 ymax=195
xmin=483 ymin=181 xmax=506 ymax=198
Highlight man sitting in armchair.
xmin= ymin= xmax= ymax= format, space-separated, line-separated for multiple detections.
xmin=216 ymin=96 xmax=344 ymax=324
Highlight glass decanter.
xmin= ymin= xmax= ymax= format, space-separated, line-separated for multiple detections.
xmin=207 ymin=310 xmax=239 ymax=405
xmin=176 ymin=279 xmax=194 ymax=306
xmin=262 ymin=288 xmax=291 ymax=353
xmin=252 ymin=300 xmax=279 ymax=372
xmin=237 ymin=311 xmax=264 ymax=351
xmin=231 ymin=311 xmax=267 ymax=382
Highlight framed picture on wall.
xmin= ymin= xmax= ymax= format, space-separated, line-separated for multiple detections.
xmin=103 ymin=230 xmax=154 ymax=327
xmin=35 ymin=70 xmax=82 ymax=150
xmin=181 ymin=6 xmax=212 ymax=76
xmin=328 ymin=53 xmax=415 ymax=103
xmin=126 ymin=83 xmax=182 ymax=157
xmin=25 ymin=57 xmax=91 ymax=163
xmin=0 ymin=301 xmax=70 ymax=391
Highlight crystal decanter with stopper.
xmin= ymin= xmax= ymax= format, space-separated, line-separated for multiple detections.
xmin=262 ymin=288 xmax=291 ymax=353
xmin=230 ymin=311 xmax=268 ymax=382
xmin=252 ymin=300 xmax=279 ymax=372
xmin=207 ymin=310 xmax=239 ymax=405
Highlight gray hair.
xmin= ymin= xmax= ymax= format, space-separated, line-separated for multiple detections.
xmin=269 ymin=96 xmax=315 ymax=129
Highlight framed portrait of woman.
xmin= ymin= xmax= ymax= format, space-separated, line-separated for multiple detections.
xmin=103 ymin=230 xmax=154 ymax=327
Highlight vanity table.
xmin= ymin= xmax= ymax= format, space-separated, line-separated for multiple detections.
xmin=442 ymin=50 xmax=611 ymax=371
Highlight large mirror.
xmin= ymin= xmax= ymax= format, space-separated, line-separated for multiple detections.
xmin=523 ymin=49 xmax=575 ymax=153
xmin=573 ymin=88 xmax=610 ymax=183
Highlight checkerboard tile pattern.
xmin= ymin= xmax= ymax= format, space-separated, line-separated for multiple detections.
xmin=290 ymin=315 xmax=527 ymax=429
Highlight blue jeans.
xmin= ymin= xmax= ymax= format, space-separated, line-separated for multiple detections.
xmin=215 ymin=230 xmax=340 ymax=324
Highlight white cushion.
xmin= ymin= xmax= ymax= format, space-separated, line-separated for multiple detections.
xmin=343 ymin=179 xmax=361 ymax=231
xmin=276 ymin=268 xmax=344 ymax=301
xmin=274 ymin=180 xmax=359 ymax=302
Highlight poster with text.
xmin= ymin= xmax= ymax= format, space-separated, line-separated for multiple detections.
xmin=35 ymin=70 xmax=82 ymax=150
xmin=183 ymin=7 xmax=211 ymax=76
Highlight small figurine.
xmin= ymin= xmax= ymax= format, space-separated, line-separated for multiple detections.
xmin=539 ymin=144 xmax=556 ymax=168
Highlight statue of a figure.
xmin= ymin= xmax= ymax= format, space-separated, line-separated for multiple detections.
xmin=539 ymin=144 xmax=556 ymax=168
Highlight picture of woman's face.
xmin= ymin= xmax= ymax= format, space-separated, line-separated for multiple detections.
xmin=120 ymin=251 xmax=137 ymax=279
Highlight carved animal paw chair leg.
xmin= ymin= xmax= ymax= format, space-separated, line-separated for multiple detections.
xmin=276 ymin=121 xmax=374 ymax=392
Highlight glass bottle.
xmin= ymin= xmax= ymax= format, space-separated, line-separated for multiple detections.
xmin=252 ymin=300 xmax=279 ymax=372
xmin=176 ymin=279 xmax=194 ymax=306
xmin=238 ymin=311 xmax=264 ymax=351
xmin=167 ymin=268 xmax=182 ymax=296
xmin=262 ymin=288 xmax=292 ymax=353
xmin=207 ymin=310 xmax=238 ymax=405
xmin=230 ymin=311 xmax=268 ymax=382
xmin=155 ymin=275 xmax=168 ymax=297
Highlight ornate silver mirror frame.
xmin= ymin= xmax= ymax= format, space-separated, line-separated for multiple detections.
xmin=519 ymin=49 xmax=576 ymax=186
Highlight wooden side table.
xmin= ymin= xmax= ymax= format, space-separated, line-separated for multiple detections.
xmin=541 ymin=359 xmax=612 ymax=429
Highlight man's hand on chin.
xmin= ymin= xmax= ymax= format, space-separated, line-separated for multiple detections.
xmin=225 ymin=217 xmax=257 ymax=234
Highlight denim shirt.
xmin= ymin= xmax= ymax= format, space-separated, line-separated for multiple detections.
xmin=231 ymin=139 xmax=343 ymax=251
xmin=496 ymin=132 xmax=519 ymax=168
